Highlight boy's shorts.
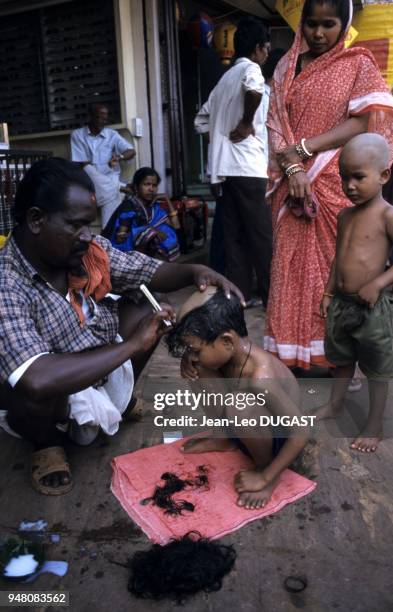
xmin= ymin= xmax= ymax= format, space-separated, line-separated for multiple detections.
xmin=325 ymin=291 xmax=393 ymax=379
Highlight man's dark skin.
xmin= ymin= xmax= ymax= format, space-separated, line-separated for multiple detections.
xmin=1 ymin=185 xmax=243 ymax=491
xmin=80 ymin=104 xmax=135 ymax=168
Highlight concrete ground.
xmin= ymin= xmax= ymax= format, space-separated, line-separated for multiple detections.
xmin=1 ymin=284 xmax=393 ymax=612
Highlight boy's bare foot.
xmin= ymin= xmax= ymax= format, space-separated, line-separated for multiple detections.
xmin=350 ymin=435 xmax=381 ymax=453
xmin=315 ymin=402 xmax=343 ymax=422
xmin=180 ymin=437 xmax=237 ymax=453
xmin=234 ymin=468 xmax=267 ymax=493
xmin=236 ymin=478 xmax=278 ymax=510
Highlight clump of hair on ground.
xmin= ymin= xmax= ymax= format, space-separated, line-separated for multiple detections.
xmin=128 ymin=532 xmax=236 ymax=602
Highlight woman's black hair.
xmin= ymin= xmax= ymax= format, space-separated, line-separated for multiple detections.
xmin=234 ymin=17 xmax=269 ymax=59
xmin=132 ymin=167 xmax=161 ymax=189
xmin=166 ymin=290 xmax=248 ymax=358
xmin=302 ymin=0 xmax=351 ymax=27
xmin=13 ymin=157 xmax=95 ymax=224
xmin=128 ymin=532 xmax=236 ymax=602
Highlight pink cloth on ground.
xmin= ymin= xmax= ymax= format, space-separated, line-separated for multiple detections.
xmin=111 ymin=437 xmax=317 ymax=545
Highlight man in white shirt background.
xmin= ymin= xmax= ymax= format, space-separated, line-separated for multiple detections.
xmin=71 ymin=103 xmax=135 ymax=227
xmin=194 ymin=18 xmax=272 ymax=308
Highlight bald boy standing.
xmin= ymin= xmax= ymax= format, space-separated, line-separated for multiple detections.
xmin=319 ymin=133 xmax=393 ymax=453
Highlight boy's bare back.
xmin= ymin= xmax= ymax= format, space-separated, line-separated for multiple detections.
xmin=246 ymin=344 xmax=300 ymax=400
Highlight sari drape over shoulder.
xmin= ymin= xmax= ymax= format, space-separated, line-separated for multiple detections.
xmin=264 ymin=18 xmax=393 ymax=369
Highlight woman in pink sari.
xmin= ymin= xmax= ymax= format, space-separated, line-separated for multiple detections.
xmin=264 ymin=0 xmax=393 ymax=370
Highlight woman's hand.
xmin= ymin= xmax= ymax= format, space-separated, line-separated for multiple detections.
xmin=115 ymin=228 xmax=129 ymax=243
xmin=169 ymin=213 xmax=181 ymax=230
xmin=193 ymin=266 xmax=245 ymax=306
xmin=276 ymin=145 xmax=302 ymax=169
xmin=288 ymin=172 xmax=312 ymax=201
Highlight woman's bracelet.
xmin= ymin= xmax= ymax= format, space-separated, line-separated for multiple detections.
xmin=295 ymin=139 xmax=313 ymax=160
xmin=323 ymin=292 xmax=334 ymax=298
xmin=285 ymin=164 xmax=305 ymax=178
xmin=285 ymin=163 xmax=301 ymax=173
xmin=301 ymin=138 xmax=313 ymax=157
xmin=169 ymin=211 xmax=178 ymax=217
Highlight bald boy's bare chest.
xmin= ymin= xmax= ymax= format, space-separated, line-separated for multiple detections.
xmin=339 ymin=207 xmax=387 ymax=251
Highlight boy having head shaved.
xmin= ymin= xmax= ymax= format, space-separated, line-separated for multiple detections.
xmin=167 ymin=288 xmax=309 ymax=510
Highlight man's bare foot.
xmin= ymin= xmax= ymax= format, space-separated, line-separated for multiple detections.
xmin=350 ymin=435 xmax=381 ymax=453
xmin=42 ymin=471 xmax=71 ymax=488
xmin=234 ymin=468 xmax=268 ymax=493
xmin=181 ymin=437 xmax=237 ymax=454
xmin=236 ymin=478 xmax=278 ymax=510
xmin=315 ymin=402 xmax=343 ymax=422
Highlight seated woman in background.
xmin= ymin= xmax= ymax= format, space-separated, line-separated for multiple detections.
xmin=102 ymin=167 xmax=180 ymax=261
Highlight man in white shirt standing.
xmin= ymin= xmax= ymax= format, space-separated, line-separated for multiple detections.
xmin=71 ymin=103 xmax=135 ymax=227
xmin=195 ymin=18 xmax=272 ymax=307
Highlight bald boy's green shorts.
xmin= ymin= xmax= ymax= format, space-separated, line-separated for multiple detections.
xmin=325 ymin=291 xmax=393 ymax=379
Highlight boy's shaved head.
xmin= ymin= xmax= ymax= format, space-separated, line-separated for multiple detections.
xmin=178 ymin=286 xmax=218 ymax=322
xmin=340 ymin=133 xmax=390 ymax=171
xmin=166 ymin=289 xmax=248 ymax=357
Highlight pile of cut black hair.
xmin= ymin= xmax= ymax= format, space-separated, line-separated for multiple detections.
xmin=166 ymin=289 xmax=248 ymax=358
xmin=128 ymin=532 xmax=236 ymax=602
xmin=141 ymin=466 xmax=209 ymax=516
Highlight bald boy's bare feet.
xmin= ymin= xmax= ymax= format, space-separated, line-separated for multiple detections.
xmin=180 ymin=437 xmax=237 ymax=453
xmin=350 ymin=434 xmax=381 ymax=453
xmin=234 ymin=470 xmax=278 ymax=509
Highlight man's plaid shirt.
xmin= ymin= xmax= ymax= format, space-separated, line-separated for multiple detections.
xmin=0 ymin=235 xmax=162 ymax=384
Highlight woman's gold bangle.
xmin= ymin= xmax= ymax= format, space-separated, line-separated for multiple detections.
xmin=323 ymin=292 xmax=334 ymax=298
xmin=169 ymin=211 xmax=178 ymax=217
xmin=286 ymin=166 xmax=305 ymax=178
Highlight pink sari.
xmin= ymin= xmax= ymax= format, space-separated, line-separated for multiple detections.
xmin=264 ymin=9 xmax=393 ymax=369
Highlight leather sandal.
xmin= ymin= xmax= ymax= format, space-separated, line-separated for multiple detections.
xmin=31 ymin=446 xmax=73 ymax=495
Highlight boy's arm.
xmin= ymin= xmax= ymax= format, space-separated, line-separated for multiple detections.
xmin=320 ymin=209 xmax=346 ymax=317
xmin=320 ymin=258 xmax=336 ymax=318
xmin=358 ymin=207 xmax=393 ymax=307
